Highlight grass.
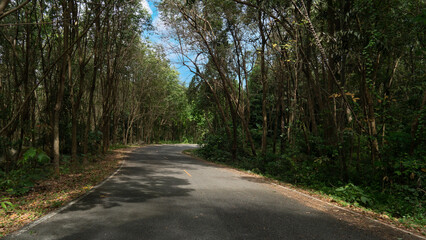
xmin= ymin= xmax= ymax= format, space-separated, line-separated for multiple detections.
xmin=0 ymin=148 xmax=134 ymax=238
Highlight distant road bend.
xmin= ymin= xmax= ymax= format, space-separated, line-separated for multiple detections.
xmin=7 ymin=144 xmax=424 ymax=239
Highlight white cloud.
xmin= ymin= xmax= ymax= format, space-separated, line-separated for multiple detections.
xmin=141 ymin=0 xmax=153 ymax=15
xmin=153 ymin=15 xmax=168 ymax=33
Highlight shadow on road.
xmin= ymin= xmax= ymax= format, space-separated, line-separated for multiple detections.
xmin=57 ymin=198 xmax=382 ymax=240
xmin=60 ymin=145 xmax=198 ymax=213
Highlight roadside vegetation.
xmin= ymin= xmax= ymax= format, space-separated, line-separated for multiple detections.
xmin=159 ymin=0 xmax=425 ymax=233
xmin=0 ymin=148 xmax=132 ymax=237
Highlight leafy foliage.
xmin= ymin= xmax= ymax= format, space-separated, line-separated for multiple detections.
xmin=0 ymin=197 xmax=14 ymax=212
xmin=0 ymin=0 xmax=200 ymax=205
xmin=1 ymin=148 xmax=51 ymax=195
xmin=164 ymin=0 xmax=425 ymax=228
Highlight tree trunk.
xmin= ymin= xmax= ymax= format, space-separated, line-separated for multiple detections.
xmin=83 ymin=1 xmax=100 ymax=163
xmin=257 ymin=1 xmax=268 ymax=155
xmin=53 ymin=0 xmax=70 ymax=175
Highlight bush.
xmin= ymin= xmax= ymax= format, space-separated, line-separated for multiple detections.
xmin=333 ymin=183 xmax=373 ymax=207
xmin=196 ymin=130 xmax=233 ymax=162
xmin=0 ymin=148 xmax=51 ymax=195
xmin=264 ymin=154 xmax=295 ymax=180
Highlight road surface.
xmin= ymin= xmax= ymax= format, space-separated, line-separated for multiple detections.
xmin=7 ymin=144 xmax=423 ymax=239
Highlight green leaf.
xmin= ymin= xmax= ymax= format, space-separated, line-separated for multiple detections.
xmin=37 ymin=151 xmax=50 ymax=164
xmin=1 ymin=201 xmax=13 ymax=211
xmin=23 ymin=148 xmax=37 ymax=160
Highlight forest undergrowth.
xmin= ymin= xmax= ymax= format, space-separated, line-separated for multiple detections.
xmin=0 ymin=146 xmax=134 ymax=237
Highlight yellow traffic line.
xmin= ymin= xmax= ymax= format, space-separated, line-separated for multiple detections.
xmin=184 ymin=170 xmax=192 ymax=177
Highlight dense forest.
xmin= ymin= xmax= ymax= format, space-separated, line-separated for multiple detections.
xmin=158 ymin=0 xmax=425 ymax=226
xmin=0 ymin=0 xmax=198 ymax=197
xmin=0 ymin=0 xmax=425 ymax=230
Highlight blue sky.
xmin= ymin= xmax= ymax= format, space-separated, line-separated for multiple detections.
xmin=143 ymin=0 xmax=194 ymax=86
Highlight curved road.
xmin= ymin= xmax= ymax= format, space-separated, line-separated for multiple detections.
xmin=7 ymin=144 xmax=423 ymax=239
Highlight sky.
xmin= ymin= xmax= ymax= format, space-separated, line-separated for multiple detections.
xmin=142 ymin=0 xmax=194 ymax=86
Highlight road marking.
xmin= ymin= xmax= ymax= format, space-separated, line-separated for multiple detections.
xmin=184 ymin=170 xmax=192 ymax=177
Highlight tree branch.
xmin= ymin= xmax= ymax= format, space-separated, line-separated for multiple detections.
xmin=0 ymin=0 xmax=30 ymax=21
xmin=0 ymin=1 xmax=110 ymax=135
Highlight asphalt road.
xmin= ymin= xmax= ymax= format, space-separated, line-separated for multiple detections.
xmin=6 ymin=144 xmax=423 ymax=240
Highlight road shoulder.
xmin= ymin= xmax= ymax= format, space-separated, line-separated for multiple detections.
xmin=182 ymin=150 xmax=426 ymax=240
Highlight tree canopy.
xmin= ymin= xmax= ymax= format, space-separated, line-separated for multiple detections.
xmin=159 ymin=0 xmax=425 ymax=227
xmin=0 ymin=0 xmax=197 ymax=194
xmin=0 ymin=0 xmax=425 ymax=230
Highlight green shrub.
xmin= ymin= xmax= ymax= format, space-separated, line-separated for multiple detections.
xmin=0 ymin=148 xmax=51 ymax=196
xmin=196 ymin=130 xmax=232 ymax=162
xmin=333 ymin=183 xmax=373 ymax=207
xmin=0 ymin=197 xmax=14 ymax=212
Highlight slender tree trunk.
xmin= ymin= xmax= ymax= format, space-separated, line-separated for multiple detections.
xmin=272 ymin=99 xmax=280 ymax=154
xmin=53 ymin=0 xmax=70 ymax=175
xmin=257 ymin=1 xmax=268 ymax=155
xmin=83 ymin=9 xmax=100 ymax=162
xmin=18 ymin=8 xmax=32 ymax=161
xmin=280 ymin=99 xmax=286 ymax=154
xmin=302 ymin=48 xmax=318 ymax=135
xmin=69 ymin=0 xmax=79 ymax=166
xmin=361 ymin=70 xmax=379 ymax=164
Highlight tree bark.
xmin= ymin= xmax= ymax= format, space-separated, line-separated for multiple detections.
xmin=53 ymin=0 xmax=71 ymax=175
xmin=257 ymin=0 xmax=268 ymax=155
xmin=83 ymin=3 xmax=101 ymax=162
